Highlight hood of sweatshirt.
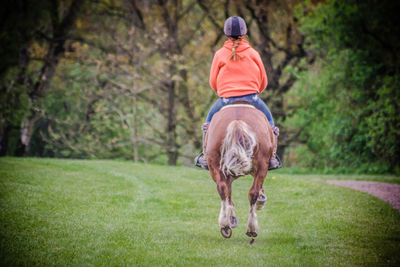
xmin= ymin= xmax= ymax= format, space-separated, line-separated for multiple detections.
xmin=223 ymin=39 xmax=251 ymax=52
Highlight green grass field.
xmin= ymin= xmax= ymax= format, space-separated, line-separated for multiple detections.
xmin=1 ymin=157 xmax=399 ymax=266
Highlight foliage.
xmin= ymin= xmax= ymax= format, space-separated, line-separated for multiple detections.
xmin=0 ymin=0 xmax=51 ymax=76
xmin=285 ymin=0 xmax=400 ymax=174
xmin=0 ymin=0 xmax=86 ymax=157
xmin=1 ymin=0 xmax=398 ymax=173
xmin=0 ymin=0 xmax=53 ymax=155
xmin=34 ymin=0 xmax=217 ymax=164
xmin=1 ymin=0 xmax=311 ymax=165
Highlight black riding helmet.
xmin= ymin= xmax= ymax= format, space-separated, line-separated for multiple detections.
xmin=223 ymin=16 xmax=247 ymax=38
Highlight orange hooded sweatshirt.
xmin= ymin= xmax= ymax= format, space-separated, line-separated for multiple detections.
xmin=209 ymin=39 xmax=268 ymax=98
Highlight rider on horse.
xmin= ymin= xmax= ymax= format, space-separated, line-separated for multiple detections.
xmin=195 ymin=16 xmax=281 ymax=170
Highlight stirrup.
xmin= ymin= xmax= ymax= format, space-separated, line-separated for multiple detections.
xmin=268 ymin=154 xmax=282 ymax=171
xmin=194 ymin=152 xmax=209 ymax=170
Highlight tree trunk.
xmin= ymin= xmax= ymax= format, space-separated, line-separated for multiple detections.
xmin=0 ymin=120 xmax=11 ymax=156
xmin=179 ymin=69 xmax=202 ymax=149
xmin=166 ymin=79 xmax=178 ymax=165
xmin=17 ymin=45 xmax=62 ymax=156
xmin=16 ymin=114 xmax=41 ymax=156
xmin=133 ymin=94 xmax=139 ymax=163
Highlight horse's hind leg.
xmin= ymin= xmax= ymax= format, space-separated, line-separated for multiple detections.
xmin=246 ymin=168 xmax=268 ymax=238
xmin=211 ymin=168 xmax=237 ymax=238
xmin=256 ymin=188 xmax=267 ymax=210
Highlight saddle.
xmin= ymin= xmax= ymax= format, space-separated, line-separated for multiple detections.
xmin=195 ymin=100 xmax=282 ymax=171
xmin=223 ymin=100 xmax=256 ymax=110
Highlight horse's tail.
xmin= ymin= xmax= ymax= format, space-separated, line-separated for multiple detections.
xmin=220 ymin=120 xmax=257 ymax=177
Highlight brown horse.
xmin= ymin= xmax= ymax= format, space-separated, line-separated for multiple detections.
xmin=204 ymin=104 xmax=275 ymax=240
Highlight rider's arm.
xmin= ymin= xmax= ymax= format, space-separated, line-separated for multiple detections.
xmin=209 ymin=53 xmax=220 ymax=92
xmin=253 ymin=51 xmax=268 ymax=94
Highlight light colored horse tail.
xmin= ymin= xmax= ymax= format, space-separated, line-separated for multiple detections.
xmin=220 ymin=120 xmax=257 ymax=177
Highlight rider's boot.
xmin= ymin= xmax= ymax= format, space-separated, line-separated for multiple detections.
xmin=194 ymin=123 xmax=210 ymax=170
xmin=269 ymin=126 xmax=282 ymax=170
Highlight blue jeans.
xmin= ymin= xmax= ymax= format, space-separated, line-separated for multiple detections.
xmin=205 ymin=93 xmax=274 ymax=126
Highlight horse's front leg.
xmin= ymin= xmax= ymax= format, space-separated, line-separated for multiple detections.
xmin=246 ymin=168 xmax=268 ymax=238
xmin=211 ymin=168 xmax=237 ymax=238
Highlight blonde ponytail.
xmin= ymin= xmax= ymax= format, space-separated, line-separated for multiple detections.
xmin=229 ymin=36 xmax=244 ymax=61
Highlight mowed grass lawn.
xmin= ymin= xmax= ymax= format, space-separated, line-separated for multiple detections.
xmin=1 ymin=158 xmax=399 ymax=266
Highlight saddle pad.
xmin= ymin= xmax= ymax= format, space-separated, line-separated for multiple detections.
xmin=221 ymin=104 xmax=256 ymax=111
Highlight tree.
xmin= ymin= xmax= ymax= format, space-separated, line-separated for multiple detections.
xmin=106 ymin=0 xmax=212 ymax=165
xmin=0 ymin=0 xmax=53 ymax=155
xmin=39 ymin=0 xmax=213 ymax=165
xmin=285 ymin=0 xmax=400 ymax=173
xmin=16 ymin=0 xmax=85 ymax=156
xmin=0 ymin=0 xmax=86 ymax=156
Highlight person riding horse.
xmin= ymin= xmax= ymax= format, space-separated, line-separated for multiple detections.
xmin=195 ymin=16 xmax=281 ymax=170
xmin=195 ymin=16 xmax=282 ymax=241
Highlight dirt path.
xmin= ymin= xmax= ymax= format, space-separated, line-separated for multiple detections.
xmin=326 ymin=180 xmax=400 ymax=212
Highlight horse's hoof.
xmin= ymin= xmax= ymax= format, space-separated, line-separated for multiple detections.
xmin=230 ymin=215 xmax=239 ymax=228
xmin=256 ymin=194 xmax=267 ymax=210
xmin=221 ymin=226 xmax=232 ymax=238
xmin=246 ymin=231 xmax=258 ymax=237
xmin=250 ymin=238 xmax=255 ymax=245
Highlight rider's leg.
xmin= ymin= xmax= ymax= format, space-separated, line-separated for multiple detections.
xmin=247 ymin=94 xmax=275 ymax=126
xmin=194 ymin=122 xmax=210 ymax=169
xmin=205 ymin=97 xmax=230 ymax=123
xmin=195 ymin=98 xmax=230 ymax=169
xmin=247 ymin=94 xmax=281 ymax=170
